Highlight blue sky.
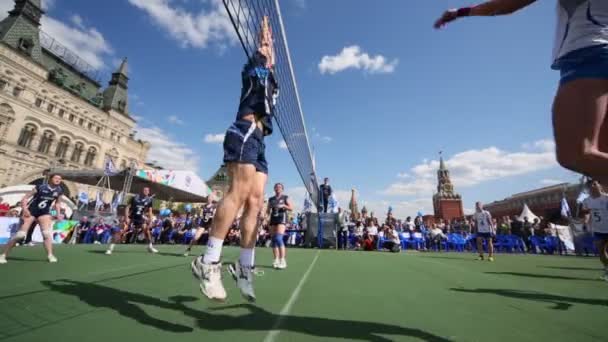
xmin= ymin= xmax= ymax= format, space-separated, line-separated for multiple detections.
xmin=0 ymin=0 xmax=581 ymax=217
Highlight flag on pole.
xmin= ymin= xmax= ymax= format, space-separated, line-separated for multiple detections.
xmin=95 ymin=191 xmax=104 ymax=211
xmin=104 ymin=156 xmax=118 ymax=176
xmin=560 ymin=197 xmax=571 ymax=218
xmin=112 ymin=191 xmax=124 ymax=212
xmin=576 ymin=189 xmax=589 ymax=204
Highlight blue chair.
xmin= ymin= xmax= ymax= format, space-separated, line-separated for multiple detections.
xmin=448 ymin=233 xmax=466 ymax=252
xmin=399 ymin=232 xmax=410 ymax=250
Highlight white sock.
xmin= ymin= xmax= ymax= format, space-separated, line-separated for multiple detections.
xmin=239 ymin=248 xmax=255 ymax=268
xmin=203 ymin=237 xmax=224 ymax=264
xmin=109 ymin=243 xmax=115 ymax=251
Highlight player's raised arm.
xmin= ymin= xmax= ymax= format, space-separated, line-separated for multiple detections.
xmin=284 ymin=197 xmax=294 ymax=212
xmin=434 ymin=0 xmax=537 ymax=29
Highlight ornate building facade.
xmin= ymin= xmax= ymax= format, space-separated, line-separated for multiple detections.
xmin=432 ymin=153 xmax=464 ymax=222
xmin=484 ymin=183 xmax=581 ymax=221
xmin=0 ymin=0 xmax=149 ymax=194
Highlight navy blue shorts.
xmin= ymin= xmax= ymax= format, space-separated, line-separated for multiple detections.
xmin=476 ymin=232 xmax=493 ymax=239
xmin=27 ymin=207 xmax=52 ymax=219
xmin=594 ymin=232 xmax=608 ymax=241
xmin=554 ymin=45 xmax=608 ymax=85
xmin=223 ymin=120 xmax=268 ymax=174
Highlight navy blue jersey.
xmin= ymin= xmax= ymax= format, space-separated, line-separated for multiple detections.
xmin=269 ymin=195 xmax=288 ymax=224
xmin=28 ymin=184 xmax=63 ymax=216
xmin=200 ymin=204 xmax=216 ymax=227
xmin=237 ymin=52 xmax=279 ymax=136
xmin=129 ymin=195 xmax=153 ymax=219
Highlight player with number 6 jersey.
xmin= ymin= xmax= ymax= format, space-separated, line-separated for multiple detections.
xmin=184 ymin=200 xmax=217 ymax=257
xmin=582 ymin=180 xmax=608 ymax=281
xmin=0 ymin=174 xmax=64 ymax=264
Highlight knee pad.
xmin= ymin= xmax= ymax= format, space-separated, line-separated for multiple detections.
xmin=273 ymin=233 xmax=285 ymax=247
xmin=41 ymin=229 xmax=52 ymax=241
xmin=13 ymin=230 xmax=26 ymax=240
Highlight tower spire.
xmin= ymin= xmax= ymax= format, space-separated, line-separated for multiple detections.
xmin=103 ymin=57 xmax=129 ymax=115
xmin=0 ymin=0 xmax=44 ymax=63
xmin=439 ymin=151 xmax=446 ymax=171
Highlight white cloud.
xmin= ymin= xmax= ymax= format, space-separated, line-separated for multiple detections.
xmin=204 ymin=133 xmax=225 ymax=144
xmin=319 ymin=45 xmax=398 ymax=75
xmin=168 ymin=115 xmax=184 ymax=125
xmin=128 ymin=0 xmax=237 ymax=49
xmin=41 ymin=16 xmax=113 ymax=70
xmin=278 ymin=140 xmax=288 ymax=150
xmin=135 ymin=126 xmax=199 ymax=171
xmin=0 ymin=3 xmax=114 ymax=71
xmin=540 ymin=179 xmax=564 ymax=186
xmin=397 ymin=172 xmax=410 ymax=179
xmin=384 ymin=139 xmax=558 ymax=196
xmin=70 ymin=14 xmax=84 ymax=29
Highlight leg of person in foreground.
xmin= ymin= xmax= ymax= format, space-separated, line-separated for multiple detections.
xmin=595 ymin=238 xmax=608 ymax=281
xmin=435 ymin=1 xmax=608 ymax=184
xmin=191 ymin=163 xmax=254 ymax=302
xmin=0 ymin=216 xmax=36 ymax=263
xmin=229 ymin=171 xmax=266 ymax=301
xmin=486 ymin=236 xmax=494 ymax=262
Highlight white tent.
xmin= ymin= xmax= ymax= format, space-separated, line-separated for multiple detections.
xmin=517 ymin=203 xmax=539 ymax=222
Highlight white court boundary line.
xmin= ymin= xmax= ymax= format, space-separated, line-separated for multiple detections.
xmin=264 ymin=250 xmax=321 ymax=342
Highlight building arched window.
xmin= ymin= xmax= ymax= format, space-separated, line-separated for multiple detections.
xmin=17 ymin=124 xmax=37 ymax=148
xmin=84 ymin=147 xmax=97 ymax=166
xmin=71 ymin=142 xmax=84 ymax=163
xmin=37 ymin=130 xmax=55 ymax=154
xmin=55 ymin=136 xmax=70 ymax=158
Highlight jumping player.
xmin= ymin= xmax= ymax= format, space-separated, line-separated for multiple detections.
xmin=106 ymin=186 xmax=158 ymax=255
xmin=0 ymin=174 xmax=63 ymax=264
xmin=435 ymin=1 xmax=608 ymax=185
xmin=184 ymin=200 xmax=216 ymax=257
xmin=267 ymin=183 xmax=293 ymax=269
xmin=582 ymin=180 xmax=608 ymax=281
xmin=473 ymin=201 xmax=495 ymax=261
xmin=191 ymin=16 xmax=278 ymax=302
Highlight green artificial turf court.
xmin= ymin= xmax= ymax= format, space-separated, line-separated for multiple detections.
xmin=0 ymin=244 xmax=606 ymax=342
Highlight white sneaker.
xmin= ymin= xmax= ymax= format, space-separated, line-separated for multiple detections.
xmin=105 ymin=250 xmax=112 ymax=255
xmin=601 ymin=272 xmax=608 ymax=282
xmin=191 ymin=257 xmax=226 ymax=302
xmin=48 ymin=255 xmax=58 ymax=263
xmin=228 ymin=261 xmax=256 ymax=302
xmin=278 ymin=259 xmax=287 ymax=270
xmin=183 ymin=250 xmax=190 ymax=257
xmin=27 ymin=242 xmax=35 ymax=247
xmin=94 ymin=241 xmax=101 ymax=245
xmin=147 ymin=245 xmax=158 ymax=254
xmin=272 ymin=259 xmax=279 ymax=269
xmin=0 ymin=254 xmax=6 ymax=264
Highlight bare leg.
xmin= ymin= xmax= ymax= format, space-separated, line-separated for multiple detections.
xmin=37 ymin=216 xmax=55 ymax=258
xmin=202 ymin=163 xmax=255 ymax=263
xmin=487 ymin=238 xmax=494 ymax=258
xmin=240 ymin=171 xmax=267 ymax=251
xmin=271 ymin=225 xmax=279 ymax=261
xmin=553 ymin=79 xmax=608 ymax=184
xmin=276 ymin=224 xmax=287 ymax=259
xmin=1 ymin=216 xmax=35 ymax=257
xmin=595 ymin=239 xmax=608 ymax=268
xmin=476 ymin=237 xmax=484 ymax=258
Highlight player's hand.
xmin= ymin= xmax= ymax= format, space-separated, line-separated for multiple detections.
xmin=22 ymin=208 xmax=31 ymax=218
xmin=434 ymin=9 xmax=459 ymax=29
xmin=258 ymin=15 xmax=275 ymax=68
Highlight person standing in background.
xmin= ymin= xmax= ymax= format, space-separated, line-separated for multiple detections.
xmin=319 ymin=178 xmax=332 ymax=213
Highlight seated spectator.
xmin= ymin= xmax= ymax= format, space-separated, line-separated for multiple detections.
xmin=381 ymin=225 xmax=401 ymax=253
xmin=429 ymin=224 xmax=448 ymax=251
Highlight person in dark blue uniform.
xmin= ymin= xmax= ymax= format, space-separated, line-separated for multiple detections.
xmin=106 ymin=186 xmax=157 ymax=255
xmin=191 ymin=16 xmax=278 ymax=302
xmin=267 ymin=183 xmax=293 ymax=269
xmin=0 ymin=174 xmax=63 ymax=264
xmin=184 ymin=199 xmax=217 ymax=257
